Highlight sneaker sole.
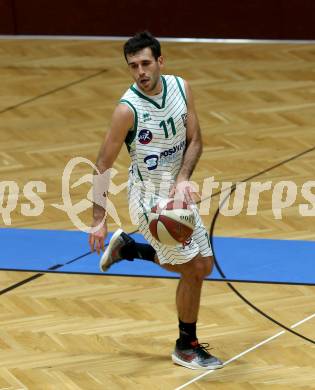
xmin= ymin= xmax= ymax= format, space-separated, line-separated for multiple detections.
xmin=171 ymin=353 xmax=223 ymax=370
xmin=99 ymin=228 xmax=124 ymax=272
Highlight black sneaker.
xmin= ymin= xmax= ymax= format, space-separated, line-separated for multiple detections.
xmin=99 ymin=229 xmax=133 ymax=272
xmin=172 ymin=339 xmax=223 ymax=370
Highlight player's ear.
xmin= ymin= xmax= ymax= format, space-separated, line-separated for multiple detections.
xmin=158 ymin=55 xmax=164 ymax=68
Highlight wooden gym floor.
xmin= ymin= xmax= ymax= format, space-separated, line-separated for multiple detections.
xmin=0 ymin=38 xmax=314 ymax=389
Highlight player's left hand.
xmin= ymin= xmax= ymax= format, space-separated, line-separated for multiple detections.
xmin=169 ymin=180 xmax=200 ymax=205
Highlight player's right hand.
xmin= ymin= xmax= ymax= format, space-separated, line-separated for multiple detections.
xmin=89 ymin=221 xmax=108 ymax=255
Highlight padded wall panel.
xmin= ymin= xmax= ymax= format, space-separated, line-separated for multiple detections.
xmin=6 ymin=0 xmax=315 ymax=39
xmin=0 ymin=0 xmax=15 ymax=34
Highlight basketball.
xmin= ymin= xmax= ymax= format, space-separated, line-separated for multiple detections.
xmin=148 ymin=199 xmax=195 ymax=246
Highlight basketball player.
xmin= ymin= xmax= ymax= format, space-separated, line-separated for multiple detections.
xmin=89 ymin=32 xmax=223 ymax=370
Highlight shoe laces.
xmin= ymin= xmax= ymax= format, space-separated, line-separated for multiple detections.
xmin=193 ymin=342 xmax=213 ymax=358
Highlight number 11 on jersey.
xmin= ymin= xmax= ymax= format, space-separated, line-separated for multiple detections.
xmin=159 ymin=117 xmax=176 ymax=138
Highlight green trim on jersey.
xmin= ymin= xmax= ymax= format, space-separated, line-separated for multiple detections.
xmin=137 ymin=166 xmax=144 ymax=181
xmin=130 ymin=76 xmax=167 ymax=109
xmin=120 ymin=99 xmax=138 ymax=151
xmin=175 ymin=76 xmax=187 ymax=106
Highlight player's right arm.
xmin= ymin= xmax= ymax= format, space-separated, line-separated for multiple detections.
xmin=89 ymin=103 xmax=134 ymax=254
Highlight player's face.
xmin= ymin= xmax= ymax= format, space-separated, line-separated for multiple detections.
xmin=126 ymin=47 xmax=163 ymax=95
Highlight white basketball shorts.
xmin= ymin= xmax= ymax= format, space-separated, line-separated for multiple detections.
xmin=128 ymin=181 xmax=213 ymax=265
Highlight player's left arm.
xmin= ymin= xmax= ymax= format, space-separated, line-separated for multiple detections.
xmin=171 ymin=80 xmax=202 ymax=202
xmin=178 ymin=80 xmax=202 ymax=181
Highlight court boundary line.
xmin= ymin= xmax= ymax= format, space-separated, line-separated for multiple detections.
xmin=0 ymin=266 xmax=314 ymax=287
xmin=175 ymin=312 xmax=315 ymax=390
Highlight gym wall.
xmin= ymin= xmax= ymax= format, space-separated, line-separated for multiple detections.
xmin=1 ymin=0 xmax=314 ymax=39
xmin=0 ymin=0 xmax=15 ymax=33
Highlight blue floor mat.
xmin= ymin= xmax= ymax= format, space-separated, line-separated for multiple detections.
xmin=0 ymin=228 xmax=314 ymax=285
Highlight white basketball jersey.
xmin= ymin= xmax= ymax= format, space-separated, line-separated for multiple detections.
xmin=120 ymin=75 xmax=187 ymax=200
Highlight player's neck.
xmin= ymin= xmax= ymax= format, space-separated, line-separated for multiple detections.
xmin=138 ymin=77 xmax=163 ymax=97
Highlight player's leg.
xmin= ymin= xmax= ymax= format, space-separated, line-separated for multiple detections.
xmin=157 ymin=254 xmax=222 ymax=369
xmin=158 ymin=254 xmax=213 ymax=323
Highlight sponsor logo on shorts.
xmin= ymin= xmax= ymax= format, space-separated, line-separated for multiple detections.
xmin=138 ymin=129 xmax=153 ymax=144
xmin=180 ymin=214 xmax=195 ymax=225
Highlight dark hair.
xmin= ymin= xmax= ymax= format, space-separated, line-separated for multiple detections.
xmin=123 ymin=31 xmax=161 ymax=61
